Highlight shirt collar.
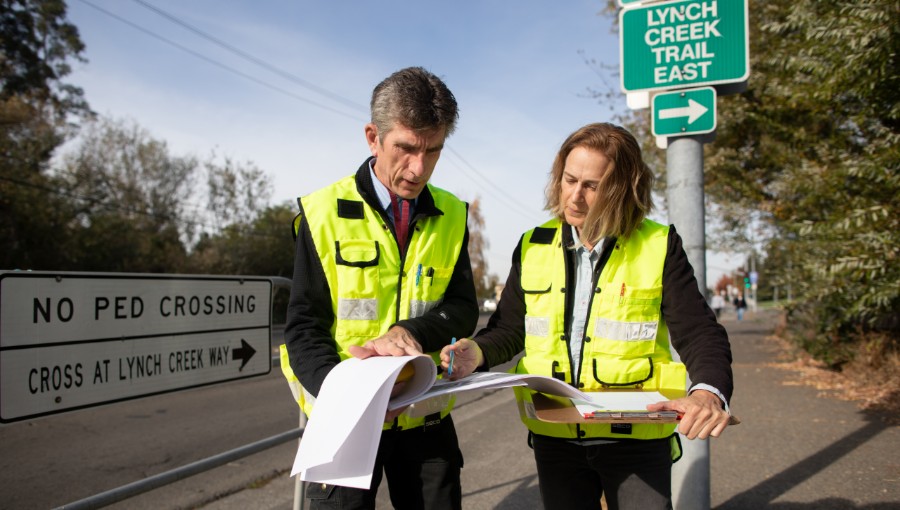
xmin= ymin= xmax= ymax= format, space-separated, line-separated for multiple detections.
xmin=368 ymin=158 xmax=392 ymax=212
xmin=570 ymin=225 xmax=604 ymax=256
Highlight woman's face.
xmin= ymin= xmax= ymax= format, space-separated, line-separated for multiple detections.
xmin=560 ymin=146 xmax=610 ymax=230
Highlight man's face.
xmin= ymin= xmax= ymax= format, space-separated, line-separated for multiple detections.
xmin=366 ymin=122 xmax=446 ymax=199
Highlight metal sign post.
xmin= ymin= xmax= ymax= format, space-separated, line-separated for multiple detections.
xmin=666 ymin=135 xmax=710 ymax=509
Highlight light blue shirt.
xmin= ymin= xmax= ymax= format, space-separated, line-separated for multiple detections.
xmin=369 ymin=159 xmax=416 ymax=223
xmin=568 ymin=226 xmax=603 ymax=382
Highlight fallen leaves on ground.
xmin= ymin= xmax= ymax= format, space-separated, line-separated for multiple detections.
xmin=767 ymin=334 xmax=900 ymax=425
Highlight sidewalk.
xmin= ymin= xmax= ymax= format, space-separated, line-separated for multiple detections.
xmin=711 ymin=308 xmax=898 ymax=509
xmin=203 ymin=308 xmax=899 ymax=509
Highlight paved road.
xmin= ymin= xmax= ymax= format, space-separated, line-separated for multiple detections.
xmin=8 ymin=309 xmax=897 ymax=509
xmin=201 ymin=308 xmax=899 ymax=509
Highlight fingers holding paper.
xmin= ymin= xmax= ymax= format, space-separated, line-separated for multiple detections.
xmin=439 ymin=338 xmax=484 ymax=380
xmin=646 ymin=389 xmax=731 ymax=440
xmin=348 ymin=326 xmax=424 ymax=359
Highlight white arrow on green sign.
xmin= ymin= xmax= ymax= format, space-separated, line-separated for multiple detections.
xmin=620 ymin=0 xmax=749 ymax=93
xmin=652 ymin=87 xmax=716 ymax=137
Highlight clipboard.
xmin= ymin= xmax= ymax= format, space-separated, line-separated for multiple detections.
xmin=531 ymin=393 xmax=741 ymax=425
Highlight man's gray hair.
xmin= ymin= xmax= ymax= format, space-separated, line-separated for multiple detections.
xmin=370 ymin=67 xmax=459 ymax=141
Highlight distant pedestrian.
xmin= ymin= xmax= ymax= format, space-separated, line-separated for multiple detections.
xmin=734 ymin=293 xmax=747 ymax=321
xmin=711 ymin=291 xmax=726 ymax=319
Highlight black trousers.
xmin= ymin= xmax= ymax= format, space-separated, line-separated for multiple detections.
xmin=532 ymin=434 xmax=673 ymax=510
xmin=306 ymin=414 xmax=463 ymax=510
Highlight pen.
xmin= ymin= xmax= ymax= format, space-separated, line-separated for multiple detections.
xmin=447 ymin=337 xmax=457 ymax=377
xmin=416 ymin=263 xmax=422 ymax=287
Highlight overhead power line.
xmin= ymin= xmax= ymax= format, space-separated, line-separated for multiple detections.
xmin=76 ymin=0 xmax=366 ymax=123
xmin=75 ymin=0 xmax=539 ymax=220
xmin=130 ymin=0 xmax=368 ymax=114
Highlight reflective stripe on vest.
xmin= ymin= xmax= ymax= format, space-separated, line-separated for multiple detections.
xmin=512 ymin=218 xmax=687 ymax=443
xmin=283 ymin=176 xmax=467 ymax=430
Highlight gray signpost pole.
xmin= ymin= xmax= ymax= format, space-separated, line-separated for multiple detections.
xmin=618 ymin=1 xmax=749 ymax=506
xmin=666 ymin=135 xmax=709 ymax=510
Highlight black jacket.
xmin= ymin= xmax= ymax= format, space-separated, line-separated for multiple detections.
xmin=475 ymin=222 xmax=734 ymax=403
xmin=283 ymin=159 xmax=479 ymax=396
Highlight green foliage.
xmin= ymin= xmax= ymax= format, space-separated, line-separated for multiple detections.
xmin=188 ymin=202 xmax=296 ymax=278
xmin=55 ymin=117 xmax=197 ymax=271
xmin=0 ymin=2 xmax=293 ymax=281
xmin=709 ymin=0 xmax=900 ymax=356
xmin=1 ymin=0 xmax=92 ymax=270
xmin=595 ymin=0 xmax=899 ymax=362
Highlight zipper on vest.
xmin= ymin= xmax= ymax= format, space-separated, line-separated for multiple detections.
xmin=573 ymin=262 xmax=603 ymax=387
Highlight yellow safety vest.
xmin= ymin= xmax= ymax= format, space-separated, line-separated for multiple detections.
xmin=280 ymin=175 xmax=467 ymax=430
xmin=512 ymin=218 xmax=686 ymax=450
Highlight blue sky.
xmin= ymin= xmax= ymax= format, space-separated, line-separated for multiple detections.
xmin=65 ymin=0 xmax=740 ymax=287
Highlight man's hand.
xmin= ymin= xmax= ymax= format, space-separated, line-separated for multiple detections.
xmin=439 ymin=338 xmax=484 ymax=380
xmin=348 ymin=326 xmax=424 ymax=359
xmin=347 ymin=327 xmax=422 ymax=421
xmin=646 ymin=389 xmax=731 ymax=440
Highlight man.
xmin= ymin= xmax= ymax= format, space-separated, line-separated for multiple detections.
xmin=283 ymin=67 xmax=479 ymax=510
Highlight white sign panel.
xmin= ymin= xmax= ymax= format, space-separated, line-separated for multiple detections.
xmin=0 ymin=271 xmax=273 ymax=423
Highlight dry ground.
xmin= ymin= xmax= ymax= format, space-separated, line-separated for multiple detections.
xmin=769 ymin=315 xmax=900 ymax=425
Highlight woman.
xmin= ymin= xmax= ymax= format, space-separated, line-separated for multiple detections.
xmin=441 ymin=123 xmax=733 ymax=510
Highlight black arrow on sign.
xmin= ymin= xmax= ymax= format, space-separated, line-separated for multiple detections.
xmin=232 ymin=339 xmax=256 ymax=371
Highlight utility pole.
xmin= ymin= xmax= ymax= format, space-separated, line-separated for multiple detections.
xmin=616 ymin=2 xmax=750 ymax=508
xmin=666 ymin=135 xmax=710 ymax=510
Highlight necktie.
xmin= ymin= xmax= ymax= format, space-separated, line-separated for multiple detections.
xmin=389 ymin=192 xmax=410 ymax=253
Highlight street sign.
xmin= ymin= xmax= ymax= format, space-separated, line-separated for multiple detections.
xmin=0 ymin=271 xmax=273 ymax=423
xmin=620 ymin=0 xmax=750 ymax=93
xmin=652 ymin=87 xmax=716 ymax=137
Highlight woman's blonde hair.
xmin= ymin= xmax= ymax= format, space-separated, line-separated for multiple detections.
xmin=545 ymin=122 xmax=655 ymax=244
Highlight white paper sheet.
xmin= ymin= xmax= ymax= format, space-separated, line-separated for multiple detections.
xmin=291 ymin=355 xmax=431 ymax=489
xmin=572 ymin=391 xmax=670 ymax=414
xmin=291 ymin=355 xmax=593 ymax=489
xmin=389 ymin=371 xmax=590 ymax=409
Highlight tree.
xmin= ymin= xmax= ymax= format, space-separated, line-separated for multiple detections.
xmin=56 ymin=117 xmax=197 ymax=272
xmin=205 ymin=153 xmax=272 ymax=229
xmin=595 ymin=1 xmax=900 ymax=363
xmin=0 ymin=0 xmax=92 ymax=270
xmin=188 ymin=202 xmax=295 ymax=278
xmin=467 ymin=197 xmax=498 ymax=298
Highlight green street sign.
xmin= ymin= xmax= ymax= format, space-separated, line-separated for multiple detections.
xmin=652 ymin=87 xmax=716 ymax=137
xmin=620 ymin=0 xmax=749 ymax=93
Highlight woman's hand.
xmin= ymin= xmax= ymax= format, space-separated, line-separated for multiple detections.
xmin=646 ymin=389 xmax=731 ymax=439
xmin=439 ymin=338 xmax=484 ymax=380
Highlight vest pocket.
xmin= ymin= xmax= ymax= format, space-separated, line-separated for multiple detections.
xmin=521 ymin=273 xmax=553 ymax=316
xmin=591 ymin=284 xmax=662 ymax=356
xmin=591 ymin=356 xmax=654 ymax=387
xmin=335 ymin=239 xmax=380 ymax=268
xmin=334 ymin=239 xmax=382 ymax=338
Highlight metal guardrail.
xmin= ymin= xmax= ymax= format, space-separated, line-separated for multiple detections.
xmin=54 ymin=276 xmax=301 ymax=510
xmin=57 ymin=428 xmax=304 ymax=510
